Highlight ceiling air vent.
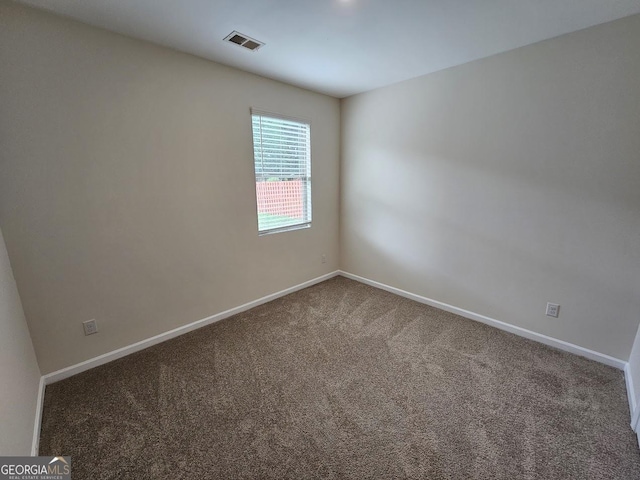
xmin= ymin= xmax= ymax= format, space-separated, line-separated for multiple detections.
xmin=223 ymin=31 xmax=264 ymax=51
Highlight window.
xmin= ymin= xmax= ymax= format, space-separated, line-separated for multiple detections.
xmin=251 ymin=110 xmax=311 ymax=234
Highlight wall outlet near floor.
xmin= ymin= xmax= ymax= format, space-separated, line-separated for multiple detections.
xmin=546 ymin=303 xmax=560 ymax=318
xmin=321 ymin=254 xmax=326 ymax=264
xmin=83 ymin=319 xmax=98 ymax=336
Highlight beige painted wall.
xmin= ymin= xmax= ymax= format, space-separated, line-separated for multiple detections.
xmin=341 ymin=15 xmax=640 ymax=360
xmin=0 ymin=227 xmax=41 ymax=455
xmin=0 ymin=2 xmax=340 ymax=374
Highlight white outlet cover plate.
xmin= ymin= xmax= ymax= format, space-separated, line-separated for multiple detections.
xmin=546 ymin=303 xmax=560 ymax=318
xmin=83 ymin=319 xmax=98 ymax=335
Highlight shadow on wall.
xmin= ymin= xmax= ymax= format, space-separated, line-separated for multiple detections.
xmin=344 ymin=141 xmax=636 ymax=353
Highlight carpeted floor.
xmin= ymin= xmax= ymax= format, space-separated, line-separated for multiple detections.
xmin=40 ymin=276 xmax=640 ymax=479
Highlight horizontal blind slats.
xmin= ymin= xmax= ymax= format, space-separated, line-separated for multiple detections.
xmin=252 ymin=113 xmax=311 ymax=233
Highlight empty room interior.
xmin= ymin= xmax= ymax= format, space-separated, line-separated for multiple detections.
xmin=1 ymin=0 xmax=640 ymax=478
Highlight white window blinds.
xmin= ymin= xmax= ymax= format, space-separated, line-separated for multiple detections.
xmin=251 ymin=110 xmax=311 ymax=234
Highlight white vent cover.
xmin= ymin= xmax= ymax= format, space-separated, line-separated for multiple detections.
xmin=223 ymin=31 xmax=264 ymax=51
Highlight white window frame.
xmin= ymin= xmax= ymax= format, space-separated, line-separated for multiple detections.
xmin=250 ymin=108 xmax=312 ymax=235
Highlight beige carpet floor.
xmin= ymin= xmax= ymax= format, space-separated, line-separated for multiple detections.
xmin=40 ymin=276 xmax=640 ymax=479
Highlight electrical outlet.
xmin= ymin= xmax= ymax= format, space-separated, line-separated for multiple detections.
xmin=321 ymin=254 xmax=326 ymax=264
xmin=546 ymin=303 xmax=560 ymax=318
xmin=83 ymin=319 xmax=98 ymax=336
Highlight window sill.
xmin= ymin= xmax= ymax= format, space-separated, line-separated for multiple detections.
xmin=258 ymin=223 xmax=311 ymax=236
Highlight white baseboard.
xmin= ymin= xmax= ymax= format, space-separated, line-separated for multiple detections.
xmin=625 ymin=364 xmax=637 ymax=427
xmin=31 ymin=376 xmax=45 ymax=456
xmin=42 ymin=270 xmax=340 ymax=386
xmin=33 ymin=270 xmax=339 ymax=452
xmin=339 ymin=271 xmax=627 ymax=370
xmin=33 ymin=268 xmax=632 ymax=453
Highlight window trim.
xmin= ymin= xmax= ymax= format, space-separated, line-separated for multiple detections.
xmin=250 ymin=108 xmax=312 ymax=235
xmin=250 ymin=108 xmax=311 ymax=127
xmin=258 ymin=222 xmax=311 ymax=237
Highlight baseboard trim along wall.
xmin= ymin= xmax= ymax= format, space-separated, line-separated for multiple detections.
xmin=625 ymin=363 xmax=638 ymax=428
xmin=31 ymin=376 xmax=45 ymax=456
xmin=33 ymin=269 xmax=635 ymax=454
xmin=339 ymin=271 xmax=627 ymax=370
xmin=341 ymin=272 xmax=640 ymax=442
xmin=33 ymin=270 xmax=340 ymax=454
xmin=42 ymin=270 xmax=340 ymax=386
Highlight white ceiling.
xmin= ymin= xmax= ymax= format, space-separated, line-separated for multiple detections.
xmin=18 ymin=0 xmax=640 ymax=98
